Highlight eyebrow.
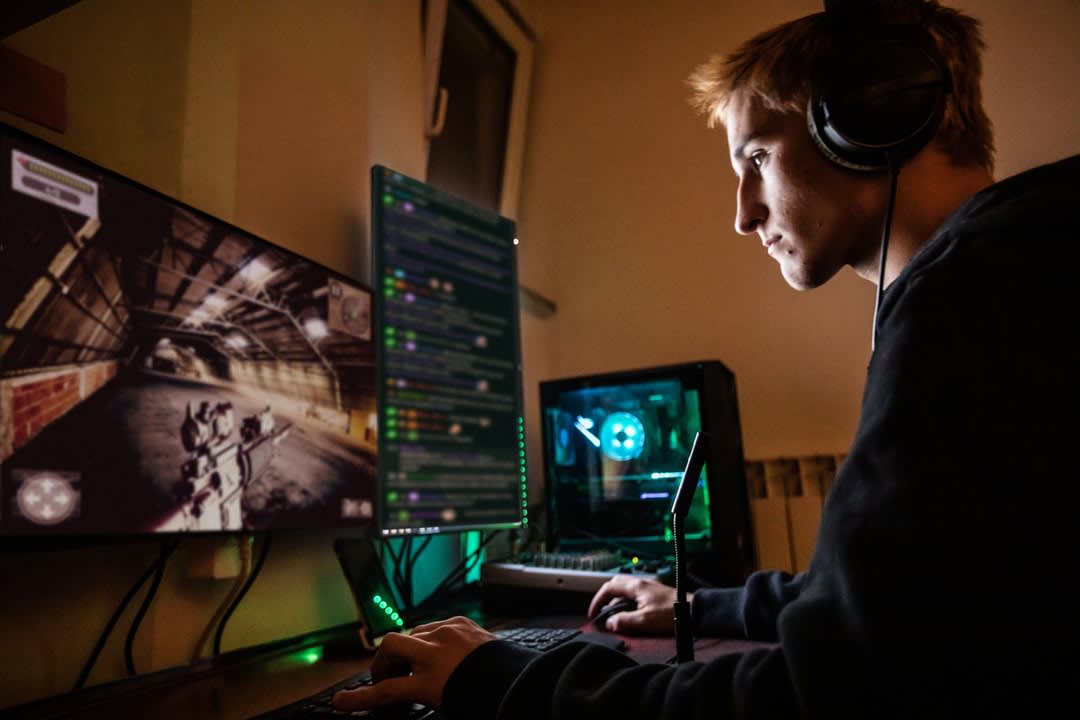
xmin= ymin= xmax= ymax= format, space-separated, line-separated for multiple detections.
xmin=732 ymin=131 xmax=764 ymax=162
xmin=730 ymin=113 xmax=785 ymax=163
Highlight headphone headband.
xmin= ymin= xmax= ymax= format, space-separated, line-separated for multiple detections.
xmin=809 ymin=0 xmax=947 ymax=171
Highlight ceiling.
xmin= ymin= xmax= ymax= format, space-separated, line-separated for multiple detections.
xmin=1 ymin=1 xmax=83 ymax=39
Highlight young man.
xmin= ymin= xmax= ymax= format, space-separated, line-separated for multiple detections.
xmin=334 ymin=1 xmax=1079 ymax=717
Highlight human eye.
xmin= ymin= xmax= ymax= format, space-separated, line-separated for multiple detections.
xmin=749 ymin=149 xmax=767 ymax=170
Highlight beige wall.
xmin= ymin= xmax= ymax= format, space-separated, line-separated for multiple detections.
xmin=1 ymin=0 xmax=1078 ymax=710
xmin=0 ymin=0 xmax=422 ymax=708
xmin=516 ymin=0 xmax=1080 ymax=460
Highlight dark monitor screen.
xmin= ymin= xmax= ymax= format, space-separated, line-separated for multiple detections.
xmin=371 ymin=165 xmax=526 ymax=536
xmin=0 ymin=123 xmax=378 ymax=537
xmin=540 ymin=361 xmax=754 ymax=582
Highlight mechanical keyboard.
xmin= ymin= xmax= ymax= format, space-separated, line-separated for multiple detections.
xmin=250 ymin=627 xmax=623 ymax=719
xmin=249 ymin=671 xmax=435 ymax=719
xmin=481 ymin=558 xmax=661 ymax=593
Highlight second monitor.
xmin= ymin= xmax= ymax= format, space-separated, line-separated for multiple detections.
xmin=371 ymin=166 xmax=527 ymax=537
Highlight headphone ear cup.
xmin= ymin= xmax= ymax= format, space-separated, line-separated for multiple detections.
xmin=809 ymin=34 xmax=948 ymax=171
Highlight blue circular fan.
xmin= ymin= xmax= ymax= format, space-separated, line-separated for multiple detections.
xmin=600 ymin=412 xmax=645 ymax=462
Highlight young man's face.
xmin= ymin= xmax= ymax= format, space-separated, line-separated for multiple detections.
xmin=724 ymin=92 xmax=883 ymax=290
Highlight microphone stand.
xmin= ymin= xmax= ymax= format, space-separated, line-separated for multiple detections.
xmin=671 ymin=431 xmax=709 ymax=664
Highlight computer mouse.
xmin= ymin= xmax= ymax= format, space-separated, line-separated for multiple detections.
xmin=591 ymin=598 xmax=637 ymax=631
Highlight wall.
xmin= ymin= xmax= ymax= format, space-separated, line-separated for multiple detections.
xmin=515 ymin=0 xmax=1080 ymax=461
xmin=0 ymin=0 xmax=423 ymax=709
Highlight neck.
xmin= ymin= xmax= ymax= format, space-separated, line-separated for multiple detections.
xmin=852 ymin=152 xmax=994 ymax=288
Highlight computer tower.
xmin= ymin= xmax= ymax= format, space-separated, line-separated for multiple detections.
xmin=538 ymin=360 xmax=755 ymax=587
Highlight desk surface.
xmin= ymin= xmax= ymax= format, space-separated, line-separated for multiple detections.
xmin=2 ymin=613 xmax=767 ymax=720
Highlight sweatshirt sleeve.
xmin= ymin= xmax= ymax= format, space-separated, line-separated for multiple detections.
xmin=441 ymin=638 xmax=798 ymax=720
xmin=692 ymin=571 xmax=807 ymax=640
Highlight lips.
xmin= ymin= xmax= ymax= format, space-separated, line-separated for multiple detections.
xmin=763 ymin=236 xmax=781 ymax=251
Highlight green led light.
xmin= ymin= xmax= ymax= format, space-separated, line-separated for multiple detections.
xmin=383 ymin=277 xmax=395 ymax=286
xmin=291 ymin=646 xmax=323 ymax=665
xmin=522 ymin=517 xmax=529 ymax=525
xmin=384 ymin=606 xmax=393 ymax=615
xmin=382 ymin=193 xmax=394 ymax=205
xmin=391 ymin=612 xmax=400 ymax=621
xmin=373 ymin=594 xmax=382 ymax=604
xmin=383 ymin=288 xmax=394 ymax=297
xmin=387 ymin=431 xmax=398 ymax=440
xmin=396 ymin=619 xmax=405 ymax=626
xmin=379 ymin=600 xmax=388 ymax=609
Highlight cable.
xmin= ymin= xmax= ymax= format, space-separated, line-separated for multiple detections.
xmin=124 ymin=539 xmax=179 ymax=675
xmin=383 ymin=537 xmax=408 ymax=607
xmin=403 ymin=534 xmax=433 ymax=610
xmin=400 ymin=535 xmax=415 ymax=609
xmin=871 ymin=157 xmax=902 ymax=351
xmin=420 ymin=531 xmax=502 ymax=609
xmin=190 ymin=536 xmax=254 ymax=663
xmin=212 ymin=531 xmax=272 ymax=657
xmin=73 ymin=545 xmax=169 ymax=691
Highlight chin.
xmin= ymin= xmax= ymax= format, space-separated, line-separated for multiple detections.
xmin=780 ymin=260 xmax=834 ymax=291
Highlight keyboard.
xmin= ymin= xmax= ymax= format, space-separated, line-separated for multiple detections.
xmin=491 ymin=626 xmax=583 ymax=650
xmin=481 ymin=560 xmax=659 ymax=593
xmin=249 ymin=670 xmax=435 ymax=719
xmin=250 ymin=627 xmax=623 ymax=718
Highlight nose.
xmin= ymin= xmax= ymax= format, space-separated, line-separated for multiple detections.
xmin=734 ymin=176 xmax=765 ymax=236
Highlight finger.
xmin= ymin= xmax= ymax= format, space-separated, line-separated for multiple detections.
xmin=332 ymin=676 xmax=421 ymax=711
xmin=371 ymin=633 xmax=423 ymax=681
xmin=606 ymin=608 xmax=647 ymax=633
xmin=587 ymin=576 xmax=635 ymax=617
xmin=611 ymin=606 xmax=674 ymax=636
xmin=587 ymin=579 xmax=624 ymax=617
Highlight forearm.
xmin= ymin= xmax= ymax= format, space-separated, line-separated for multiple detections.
xmin=443 ymin=639 xmax=797 ymax=720
xmin=692 ymin=571 xmax=806 ymax=641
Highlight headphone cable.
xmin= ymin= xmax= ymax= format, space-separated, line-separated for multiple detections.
xmin=871 ymin=156 xmax=901 ymax=351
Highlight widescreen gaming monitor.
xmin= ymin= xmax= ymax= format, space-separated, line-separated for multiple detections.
xmin=0 ymin=123 xmax=378 ymax=537
xmin=371 ymin=165 xmax=527 ymax=536
xmin=540 ymin=361 xmax=754 ymax=585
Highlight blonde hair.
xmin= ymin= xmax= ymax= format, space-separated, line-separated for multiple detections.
xmin=687 ymin=1 xmax=994 ymax=173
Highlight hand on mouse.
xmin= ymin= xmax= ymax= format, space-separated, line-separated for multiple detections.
xmin=332 ymin=616 xmax=496 ymax=713
xmin=587 ymin=575 xmax=690 ymax=636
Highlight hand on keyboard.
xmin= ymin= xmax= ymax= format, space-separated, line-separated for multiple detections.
xmin=331 ymin=616 xmax=496 ymax=714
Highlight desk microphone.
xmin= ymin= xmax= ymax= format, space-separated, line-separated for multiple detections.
xmin=671 ymin=431 xmax=709 ymax=664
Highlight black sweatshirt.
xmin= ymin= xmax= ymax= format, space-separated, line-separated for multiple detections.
xmin=441 ymin=155 xmax=1080 ymax=719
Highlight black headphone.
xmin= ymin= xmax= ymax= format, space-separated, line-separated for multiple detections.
xmin=808 ymin=0 xmax=950 ymax=172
